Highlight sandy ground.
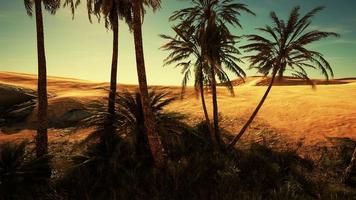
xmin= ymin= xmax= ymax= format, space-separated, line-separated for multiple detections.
xmin=0 ymin=71 xmax=355 ymax=148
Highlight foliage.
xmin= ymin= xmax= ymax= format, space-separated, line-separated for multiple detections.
xmin=24 ymin=0 xmax=61 ymax=16
xmin=241 ymin=6 xmax=339 ymax=82
xmin=86 ymin=0 xmax=132 ymax=29
xmin=0 ymin=141 xmax=52 ymax=200
xmin=161 ymin=25 xmax=245 ymax=95
xmin=162 ymin=0 xmax=254 ymax=95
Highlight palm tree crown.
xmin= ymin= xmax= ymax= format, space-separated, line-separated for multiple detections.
xmin=161 ymin=24 xmax=245 ymax=95
xmin=169 ymin=0 xmax=254 ymax=82
xmin=86 ymin=0 xmax=132 ymax=29
xmin=161 ymin=27 xmax=204 ymax=94
xmin=228 ymin=6 xmax=339 ymax=148
xmin=24 ymin=0 xmax=60 ymax=16
xmin=170 ymin=0 xmax=254 ymax=32
xmin=241 ymin=6 xmax=339 ymax=82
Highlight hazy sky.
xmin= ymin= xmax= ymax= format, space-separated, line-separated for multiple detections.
xmin=0 ymin=0 xmax=355 ymax=85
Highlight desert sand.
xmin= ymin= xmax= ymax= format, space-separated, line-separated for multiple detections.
xmin=0 ymin=71 xmax=355 ymax=148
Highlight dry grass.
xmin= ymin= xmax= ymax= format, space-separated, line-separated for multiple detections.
xmin=1 ymin=71 xmax=355 ymax=150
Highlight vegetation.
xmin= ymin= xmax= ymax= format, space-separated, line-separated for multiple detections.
xmin=0 ymin=1 xmax=353 ymax=200
xmin=2 ymin=119 xmax=356 ymax=199
xmin=131 ymin=0 xmax=165 ymax=167
xmin=160 ymin=26 xmax=214 ymax=143
xmin=345 ymin=147 xmax=356 ymax=186
xmin=229 ymin=6 xmax=339 ymax=148
xmin=43 ymin=91 xmax=356 ymax=199
xmin=166 ymin=0 xmax=254 ymax=147
xmin=0 ymin=141 xmax=52 ymax=199
xmin=85 ymin=0 xmax=132 ymax=115
xmin=24 ymin=0 xmax=61 ymax=158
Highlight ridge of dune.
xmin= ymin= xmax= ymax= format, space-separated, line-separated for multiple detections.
xmin=0 ymin=71 xmax=94 ymax=83
xmin=227 ymin=75 xmax=356 ymax=87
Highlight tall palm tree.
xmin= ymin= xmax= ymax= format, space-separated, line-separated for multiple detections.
xmin=160 ymin=26 xmax=213 ymax=144
xmin=85 ymin=0 xmax=132 ymax=115
xmin=24 ymin=0 xmax=60 ymax=158
xmin=228 ymin=6 xmax=339 ymax=148
xmin=131 ymin=0 xmax=165 ymax=167
xmin=169 ymin=0 xmax=254 ymax=146
xmin=160 ymin=25 xmax=245 ymax=146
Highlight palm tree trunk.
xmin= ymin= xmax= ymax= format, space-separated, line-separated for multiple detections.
xmin=210 ymin=64 xmax=221 ymax=146
xmin=132 ymin=0 xmax=165 ymax=167
xmin=228 ymin=69 xmax=278 ymax=149
xmin=108 ymin=10 xmax=119 ymax=115
xmin=344 ymin=147 xmax=356 ymax=185
xmin=199 ymin=72 xmax=215 ymax=145
xmin=34 ymin=0 xmax=48 ymax=158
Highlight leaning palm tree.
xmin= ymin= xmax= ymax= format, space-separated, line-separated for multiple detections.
xmin=160 ymin=25 xmax=246 ymax=146
xmin=85 ymin=0 xmax=132 ymax=115
xmin=24 ymin=0 xmax=60 ymax=158
xmin=169 ymin=0 xmax=254 ymax=146
xmin=228 ymin=6 xmax=339 ymax=148
xmin=131 ymin=0 xmax=165 ymax=167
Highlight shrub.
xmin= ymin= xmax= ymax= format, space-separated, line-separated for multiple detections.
xmin=0 ymin=141 xmax=52 ymax=200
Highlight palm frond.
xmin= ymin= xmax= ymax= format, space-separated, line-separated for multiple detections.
xmin=242 ymin=6 xmax=338 ymax=82
xmin=24 ymin=0 xmax=34 ymax=16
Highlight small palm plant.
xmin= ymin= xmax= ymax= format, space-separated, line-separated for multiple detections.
xmin=0 ymin=141 xmax=52 ymax=199
xmin=117 ymin=90 xmax=191 ymax=158
xmin=82 ymin=90 xmax=190 ymax=162
xmin=228 ymin=6 xmax=339 ymax=148
xmin=63 ymin=90 xmax=192 ymax=198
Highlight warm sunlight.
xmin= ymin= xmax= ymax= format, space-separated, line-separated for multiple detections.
xmin=1 ymin=0 xmax=356 ymax=199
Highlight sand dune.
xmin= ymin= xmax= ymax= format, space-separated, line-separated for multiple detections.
xmin=226 ymin=76 xmax=356 ymax=86
xmin=0 ymin=71 xmax=355 ymax=147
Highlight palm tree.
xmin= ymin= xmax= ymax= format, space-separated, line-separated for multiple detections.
xmin=84 ymin=0 xmax=132 ymax=115
xmin=160 ymin=25 xmax=245 ymax=146
xmin=24 ymin=0 xmax=60 ymax=158
xmin=228 ymin=6 xmax=339 ymax=148
xmin=169 ymin=0 xmax=254 ymax=146
xmin=131 ymin=0 xmax=165 ymax=167
xmin=160 ymin=26 xmax=213 ymax=144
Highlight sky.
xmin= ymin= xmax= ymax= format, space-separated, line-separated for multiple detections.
xmin=0 ymin=0 xmax=355 ymax=85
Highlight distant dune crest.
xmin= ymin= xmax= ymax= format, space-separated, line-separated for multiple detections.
xmin=225 ymin=76 xmax=356 ymax=86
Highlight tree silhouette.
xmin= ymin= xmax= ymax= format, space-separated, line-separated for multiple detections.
xmin=86 ymin=0 xmax=133 ymax=116
xmin=161 ymin=24 xmax=246 ymax=146
xmin=168 ymin=0 xmax=254 ymax=147
xmin=24 ymin=0 xmax=60 ymax=158
xmin=229 ymin=6 xmax=339 ymax=148
xmin=131 ymin=0 xmax=165 ymax=167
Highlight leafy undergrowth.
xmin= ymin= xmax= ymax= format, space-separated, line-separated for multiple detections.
xmin=1 ymin=90 xmax=356 ymax=199
xmin=1 ymin=127 xmax=356 ymax=199
xmin=56 ymin=121 xmax=356 ymax=200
